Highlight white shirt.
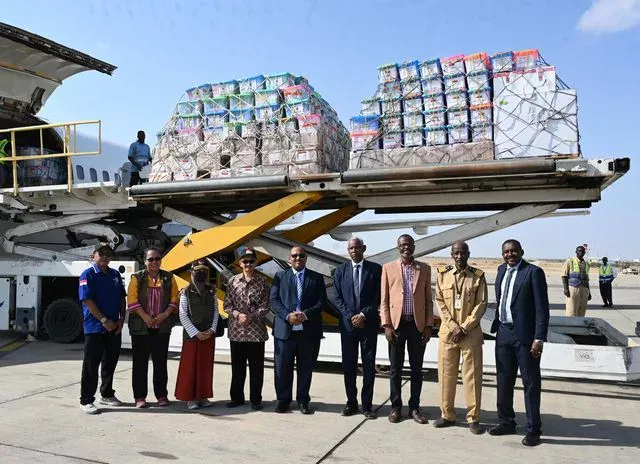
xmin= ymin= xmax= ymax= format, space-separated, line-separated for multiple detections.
xmin=499 ymin=261 xmax=522 ymax=324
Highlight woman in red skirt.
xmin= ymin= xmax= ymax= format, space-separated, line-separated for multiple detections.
xmin=175 ymin=260 xmax=219 ymax=410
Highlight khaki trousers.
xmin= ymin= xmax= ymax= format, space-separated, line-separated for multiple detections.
xmin=566 ymin=286 xmax=589 ymax=317
xmin=437 ymin=339 xmax=483 ymax=423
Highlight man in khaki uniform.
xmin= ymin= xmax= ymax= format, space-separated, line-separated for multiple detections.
xmin=562 ymin=245 xmax=591 ymax=317
xmin=434 ymin=240 xmax=487 ymax=435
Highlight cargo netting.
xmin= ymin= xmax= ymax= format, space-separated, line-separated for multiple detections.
xmin=349 ymin=49 xmax=580 ymax=169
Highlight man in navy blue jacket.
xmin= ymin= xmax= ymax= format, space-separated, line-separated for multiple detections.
xmin=333 ymin=237 xmax=382 ymax=419
xmin=270 ymin=246 xmax=327 ymax=414
xmin=489 ymin=239 xmax=550 ymax=447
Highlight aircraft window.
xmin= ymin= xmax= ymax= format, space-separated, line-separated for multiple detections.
xmin=89 ymin=168 xmax=97 ymax=182
xmin=102 ymin=170 xmax=110 ymax=181
xmin=75 ymin=165 xmax=85 ymax=180
xmin=114 ymin=173 xmax=121 ymax=185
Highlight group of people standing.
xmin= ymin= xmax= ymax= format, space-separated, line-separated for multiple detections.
xmin=77 ymin=235 xmax=551 ymax=447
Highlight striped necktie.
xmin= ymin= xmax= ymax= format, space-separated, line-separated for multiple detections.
xmin=293 ymin=272 xmax=304 ymax=331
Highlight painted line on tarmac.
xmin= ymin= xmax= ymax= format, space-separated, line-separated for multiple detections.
xmin=0 ymin=366 xmax=132 ymax=406
xmin=316 ymin=379 xmax=409 ymax=464
xmin=0 ymin=443 xmax=108 ymax=463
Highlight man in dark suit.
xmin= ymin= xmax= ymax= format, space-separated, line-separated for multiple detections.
xmin=489 ymin=239 xmax=550 ymax=447
xmin=270 ymin=246 xmax=327 ymax=414
xmin=333 ymin=237 xmax=382 ymax=419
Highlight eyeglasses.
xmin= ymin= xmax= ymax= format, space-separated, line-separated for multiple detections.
xmin=290 ymin=253 xmax=307 ymax=259
xmin=97 ymin=250 xmax=113 ymax=257
xmin=240 ymin=260 xmax=256 ymax=265
xmin=146 ymin=257 xmax=161 ymax=262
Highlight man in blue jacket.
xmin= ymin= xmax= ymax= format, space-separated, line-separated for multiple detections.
xmin=489 ymin=239 xmax=550 ymax=447
xmin=270 ymin=246 xmax=327 ymax=414
xmin=333 ymin=237 xmax=382 ymax=419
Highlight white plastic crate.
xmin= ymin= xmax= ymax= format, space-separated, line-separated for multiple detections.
xmin=402 ymin=79 xmax=422 ymax=99
xmin=468 ymin=88 xmax=491 ymax=106
xmin=425 ymin=126 xmax=447 ymax=145
xmin=378 ymin=63 xmax=400 ymax=84
xmin=404 ymin=129 xmax=424 ymax=147
xmin=444 ymin=74 xmax=467 ymax=92
xmin=470 ymin=104 xmax=492 ymax=125
xmin=420 ymin=59 xmax=442 ymax=78
xmin=382 ymin=113 xmax=403 ymax=131
xmin=381 ymin=98 xmax=403 ymax=114
xmin=445 ymin=90 xmax=468 ymax=109
xmin=471 ymin=123 xmax=493 ymax=142
xmin=441 ymin=54 xmax=466 ymax=76
xmin=464 ymin=52 xmax=491 ymax=73
xmin=382 ymin=131 xmax=403 ymax=149
xmin=424 ymin=109 xmax=446 ymax=128
xmin=467 ymin=71 xmax=491 ymax=91
xmin=403 ymin=112 xmax=424 ymax=130
xmin=361 ymin=98 xmax=381 ymax=115
xmin=399 ymin=60 xmax=421 ymax=81
xmin=403 ymin=97 xmax=423 ymax=113
xmin=422 ymin=77 xmax=444 ymax=94
xmin=447 ymin=124 xmax=470 ymax=143
xmin=423 ymin=92 xmax=446 ymax=111
xmin=447 ymin=107 xmax=469 ymax=126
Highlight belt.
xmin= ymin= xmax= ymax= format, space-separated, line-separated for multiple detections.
xmin=401 ymin=315 xmax=415 ymax=322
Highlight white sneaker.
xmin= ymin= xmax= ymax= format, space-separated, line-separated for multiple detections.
xmin=198 ymin=399 xmax=213 ymax=408
xmin=99 ymin=396 xmax=123 ymax=406
xmin=187 ymin=401 xmax=200 ymax=410
xmin=81 ymin=403 xmax=100 ymax=415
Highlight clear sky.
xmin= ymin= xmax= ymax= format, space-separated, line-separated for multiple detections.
xmin=4 ymin=0 xmax=639 ymax=260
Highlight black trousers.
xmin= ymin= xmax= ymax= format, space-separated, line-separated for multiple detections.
xmin=274 ymin=333 xmax=320 ymax=405
xmin=599 ymin=282 xmax=613 ymax=307
xmin=341 ymin=327 xmax=378 ymax=411
xmin=229 ymin=341 xmax=265 ymax=405
xmin=131 ymin=331 xmax=171 ymax=400
xmin=495 ymin=323 xmax=542 ymax=436
xmin=80 ymin=332 xmax=121 ymax=405
xmin=388 ymin=318 xmax=426 ymax=410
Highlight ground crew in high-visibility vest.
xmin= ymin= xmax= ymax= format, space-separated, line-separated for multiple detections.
xmin=562 ymin=246 xmax=591 ymax=317
xmin=434 ymin=240 xmax=487 ymax=435
xmin=598 ymin=257 xmax=615 ymax=308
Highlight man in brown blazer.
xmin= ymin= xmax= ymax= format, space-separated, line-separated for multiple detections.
xmin=381 ymin=234 xmax=434 ymax=424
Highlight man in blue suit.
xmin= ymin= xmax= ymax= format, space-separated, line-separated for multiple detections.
xmin=333 ymin=237 xmax=382 ymax=419
xmin=270 ymin=246 xmax=327 ymax=414
xmin=489 ymin=239 xmax=550 ymax=447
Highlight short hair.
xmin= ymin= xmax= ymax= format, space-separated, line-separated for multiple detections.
xmin=397 ymin=234 xmax=414 ymax=243
xmin=602 ymin=256 xmax=608 ymax=260
xmin=576 ymin=245 xmax=586 ymax=251
xmin=348 ymin=237 xmax=364 ymax=246
xmin=137 ymin=130 xmax=145 ymax=136
xmin=144 ymin=246 xmax=162 ymax=258
xmin=502 ymin=239 xmax=522 ymax=251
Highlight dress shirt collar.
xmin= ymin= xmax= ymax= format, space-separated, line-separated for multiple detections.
xmin=351 ymin=259 xmax=364 ymax=268
xmin=292 ymin=267 xmax=305 ymax=276
xmin=507 ymin=260 xmax=523 ymax=271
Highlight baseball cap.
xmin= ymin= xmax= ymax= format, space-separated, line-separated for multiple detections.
xmin=240 ymin=248 xmax=257 ymax=260
xmin=94 ymin=243 xmax=114 ymax=253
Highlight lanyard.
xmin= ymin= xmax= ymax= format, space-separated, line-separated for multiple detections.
xmin=454 ymin=272 xmax=466 ymax=296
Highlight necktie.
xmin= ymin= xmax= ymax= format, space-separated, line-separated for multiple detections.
xmin=353 ymin=264 xmax=361 ymax=312
xmin=293 ymin=272 xmax=304 ymax=331
xmin=500 ymin=268 xmax=515 ymax=323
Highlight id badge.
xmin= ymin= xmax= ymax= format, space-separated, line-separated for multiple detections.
xmin=454 ymin=297 xmax=462 ymax=310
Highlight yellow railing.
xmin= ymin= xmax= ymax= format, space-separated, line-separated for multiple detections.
xmin=0 ymin=120 xmax=102 ymax=195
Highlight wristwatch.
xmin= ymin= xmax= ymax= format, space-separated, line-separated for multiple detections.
xmin=100 ymin=317 xmax=108 ymax=324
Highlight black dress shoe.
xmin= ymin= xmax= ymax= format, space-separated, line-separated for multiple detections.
xmin=388 ymin=409 xmax=402 ymax=423
xmin=522 ymin=434 xmax=541 ymax=446
xmin=226 ymin=400 xmax=245 ymax=408
xmin=299 ymin=403 xmax=313 ymax=415
xmin=251 ymin=403 xmax=263 ymax=411
xmin=363 ymin=409 xmax=377 ymax=419
xmin=341 ymin=404 xmax=358 ymax=416
xmin=469 ymin=422 xmax=484 ymax=435
xmin=488 ymin=423 xmax=517 ymax=436
xmin=433 ymin=417 xmax=456 ymax=428
xmin=274 ymin=402 xmax=289 ymax=413
xmin=410 ymin=409 xmax=428 ymax=424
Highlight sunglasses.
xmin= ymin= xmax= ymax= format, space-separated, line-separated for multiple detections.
xmin=291 ymin=253 xmax=307 ymax=259
xmin=240 ymin=260 xmax=256 ymax=265
xmin=146 ymin=257 xmax=161 ymax=262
